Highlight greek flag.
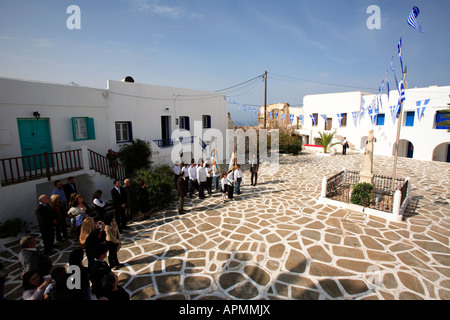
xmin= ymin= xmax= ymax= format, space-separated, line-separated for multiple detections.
xmin=399 ymin=80 xmax=406 ymax=102
xmin=282 ymin=113 xmax=286 ymax=123
xmin=398 ymin=37 xmax=404 ymax=73
xmin=299 ymin=115 xmax=304 ymax=124
xmin=290 ymin=114 xmax=295 ymax=125
xmin=268 ymin=111 xmax=272 ymax=119
xmin=310 ymin=114 xmax=316 ymax=125
xmin=275 ymin=113 xmax=278 ymax=120
xmin=407 ymin=6 xmax=425 ymax=34
xmin=321 ymin=115 xmax=328 ymax=126
xmin=390 ymin=56 xmax=399 ymax=89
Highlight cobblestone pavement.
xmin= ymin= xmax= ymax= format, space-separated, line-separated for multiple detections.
xmin=1 ymin=151 xmax=449 ymax=300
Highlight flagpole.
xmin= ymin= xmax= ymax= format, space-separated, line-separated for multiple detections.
xmin=391 ymin=65 xmax=407 ymax=190
xmin=264 ymin=70 xmax=268 ymax=129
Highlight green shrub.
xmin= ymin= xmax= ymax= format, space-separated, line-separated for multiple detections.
xmin=350 ymin=183 xmax=374 ymax=207
xmin=133 ymin=166 xmax=175 ymax=210
xmin=279 ymin=131 xmax=303 ymax=155
xmin=0 ymin=218 xmax=26 ymax=238
xmin=117 ymin=139 xmax=152 ymax=174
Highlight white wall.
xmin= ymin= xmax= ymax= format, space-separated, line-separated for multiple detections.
xmin=0 ymin=77 xmax=228 ymax=224
xmin=301 ymin=86 xmax=450 ymax=162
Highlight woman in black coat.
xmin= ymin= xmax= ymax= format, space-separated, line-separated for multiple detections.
xmin=138 ymin=180 xmax=151 ymax=220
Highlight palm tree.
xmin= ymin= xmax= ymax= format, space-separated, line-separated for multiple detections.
xmin=318 ymin=131 xmax=341 ymax=153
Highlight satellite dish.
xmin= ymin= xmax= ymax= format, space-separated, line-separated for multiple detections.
xmin=121 ymin=76 xmax=135 ymax=83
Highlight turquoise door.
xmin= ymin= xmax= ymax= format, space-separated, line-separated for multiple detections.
xmin=17 ymin=119 xmax=53 ymax=170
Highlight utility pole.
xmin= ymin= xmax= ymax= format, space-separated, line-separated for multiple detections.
xmin=391 ymin=65 xmax=407 ymax=190
xmin=264 ymin=71 xmax=268 ymax=129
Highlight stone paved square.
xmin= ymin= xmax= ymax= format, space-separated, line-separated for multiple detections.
xmin=1 ymin=151 xmax=449 ymax=300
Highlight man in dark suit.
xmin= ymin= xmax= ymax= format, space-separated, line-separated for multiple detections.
xmin=34 ymin=194 xmax=56 ymax=255
xmin=89 ymin=244 xmax=111 ymax=299
xmin=250 ymin=154 xmax=259 ymax=186
xmin=63 ymin=176 xmax=78 ymax=205
xmin=111 ymin=180 xmax=128 ymax=232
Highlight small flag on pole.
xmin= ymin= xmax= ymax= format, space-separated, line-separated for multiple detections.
xmin=398 ymin=37 xmax=404 ymax=73
xmin=407 ymin=6 xmax=425 ymax=34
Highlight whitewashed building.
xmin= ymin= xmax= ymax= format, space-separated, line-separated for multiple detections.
xmin=0 ymin=76 xmax=227 ymax=225
xmin=297 ymin=85 xmax=450 ymax=162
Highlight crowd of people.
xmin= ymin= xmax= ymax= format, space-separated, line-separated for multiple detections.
xmin=2 ymin=153 xmax=260 ymax=300
xmin=11 ymin=175 xmax=141 ymax=300
xmin=174 ymin=154 xmax=259 ymax=214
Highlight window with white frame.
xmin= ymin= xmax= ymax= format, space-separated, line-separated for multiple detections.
xmin=115 ymin=122 xmax=132 ymax=143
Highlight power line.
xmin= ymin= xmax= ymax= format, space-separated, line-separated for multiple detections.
xmin=214 ymin=74 xmax=264 ymax=92
xmin=268 ymin=72 xmax=378 ymax=92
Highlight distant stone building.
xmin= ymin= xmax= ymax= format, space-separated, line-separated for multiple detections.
xmin=258 ymin=103 xmax=304 ymax=129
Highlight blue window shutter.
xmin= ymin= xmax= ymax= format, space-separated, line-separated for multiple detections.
xmin=71 ymin=118 xmax=78 ymax=141
xmin=405 ymin=111 xmax=415 ymax=127
xmin=87 ymin=118 xmax=96 ymax=140
xmin=376 ymin=114 xmax=385 ymax=126
xmin=128 ymin=122 xmax=133 ymax=141
xmin=186 ymin=117 xmax=190 ymax=131
xmin=208 ymin=116 xmax=211 ymax=128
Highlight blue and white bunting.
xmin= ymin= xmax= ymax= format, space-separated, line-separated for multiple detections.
xmin=416 ymin=99 xmax=430 ymax=121
xmin=290 ymin=114 xmax=295 ymax=125
xmin=352 ymin=111 xmax=360 ymax=127
xmin=310 ymin=114 xmax=316 ymax=125
xmin=369 ymin=107 xmax=378 ymax=125
xmin=407 ymin=6 xmax=425 ymax=34
xmin=321 ymin=115 xmax=328 ymax=126
xmin=337 ymin=113 xmax=344 ymax=127
xmin=390 ymin=105 xmax=397 ymax=124
xmin=275 ymin=113 xmax=278 ymax=120
xmin=282 ymin=113 xmax=286 ymax=123
xmin=299 ymin=115 xmax=304 ymax=124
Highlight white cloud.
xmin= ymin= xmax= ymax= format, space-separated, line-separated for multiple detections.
xmin=34 ymin=39 xmax=53 ymax=48
xmin=128 ymin=0 xmax=202 ymax=19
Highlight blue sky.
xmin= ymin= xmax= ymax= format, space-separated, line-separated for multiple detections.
xmin=1 ymin=0 xmax=449 ymax=125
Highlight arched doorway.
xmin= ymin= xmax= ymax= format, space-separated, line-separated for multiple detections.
xmin=432 ymin=143 xmax=450 ymax=163
xmin=393 ymin=140 xmax=414 ymax=158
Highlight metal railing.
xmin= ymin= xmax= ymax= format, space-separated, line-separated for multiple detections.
xmin=325 ymin=170 xmax=406 ymax=213
xmin=88 ymin=149 xmax=127 ymax=181
xmin=1 ymin=150 xmax=83 ymax=186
